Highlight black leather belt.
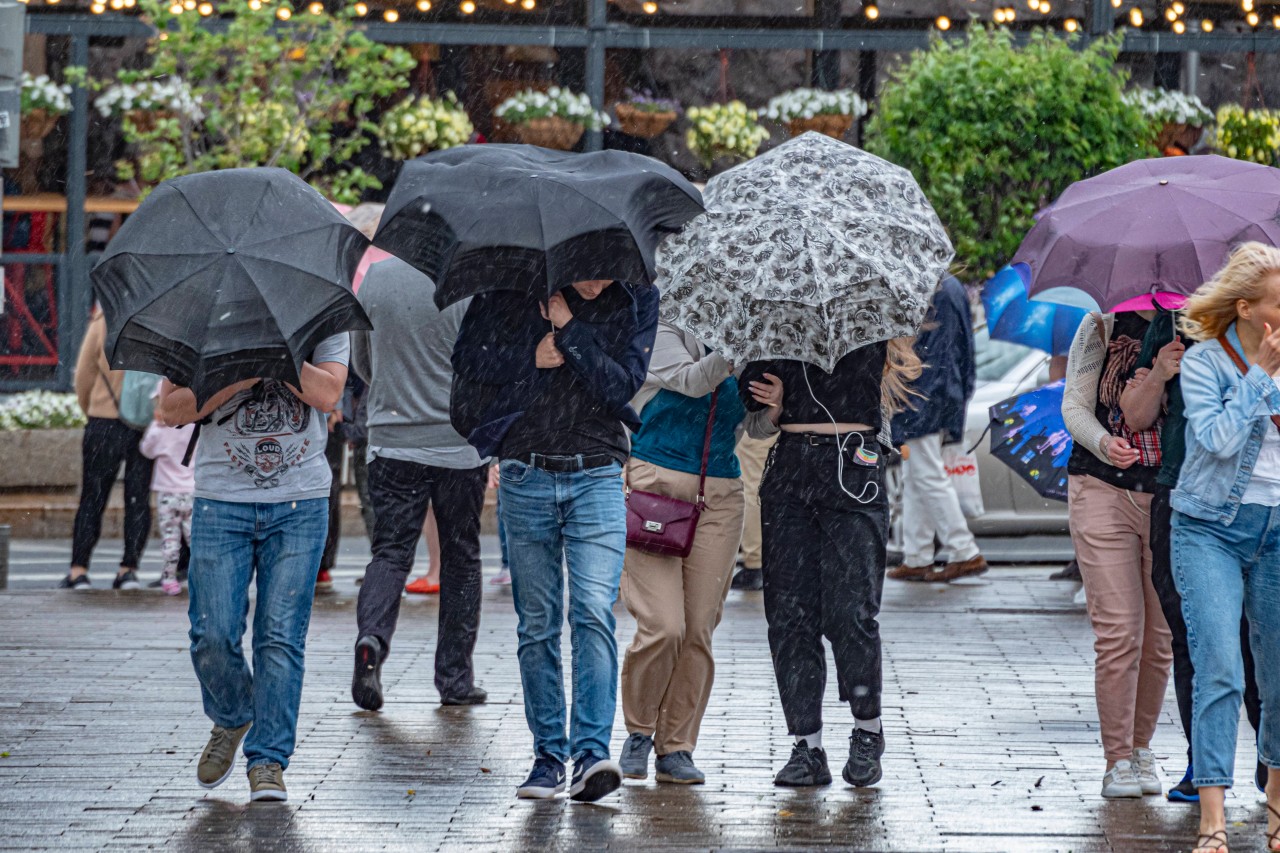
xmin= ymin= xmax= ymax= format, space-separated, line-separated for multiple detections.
xmin=526 ymin=453 xmax=617 ymax=473
xmin=780 ymin=431 xmax=876 ymax=447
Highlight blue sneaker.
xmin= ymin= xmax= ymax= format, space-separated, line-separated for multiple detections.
xmin=569 ymin=754 xmax=622 ymax=802
xmin=1167 ymin=764 xmax=1199 ymax=803
xmin=516 ymin=757 xmax=565 ymax=800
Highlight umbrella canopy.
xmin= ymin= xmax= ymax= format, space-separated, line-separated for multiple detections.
xmin=988 ymin=380 xmax=1071 ymax=502
xmin=657 ymin=132 xmax=953 ymax=371
xmin=373 ymin=144 xmax=705 ymax=309
xmin=982 ymin=263 xmax=1086 ymax=357
xmin=91 ymin=167 xmax=371 ymax=406
xmin=1014 ymin=155 xmax=1280 ymax=311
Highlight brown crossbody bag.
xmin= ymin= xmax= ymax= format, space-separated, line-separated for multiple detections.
xmin=624 ymin=389 xmax=718 ymax=559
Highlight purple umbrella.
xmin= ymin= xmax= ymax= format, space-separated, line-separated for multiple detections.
xmin=1013 ymin=155 xmax=1280 ymax=311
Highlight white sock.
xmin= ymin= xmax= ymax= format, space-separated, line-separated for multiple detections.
xmin=795 ymin=731 xmax=822 ymax=750
xmin=854 ymin=717 xmax=882 ymax=734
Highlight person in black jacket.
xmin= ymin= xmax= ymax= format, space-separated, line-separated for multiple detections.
xmin=888 ymin=276 xmax=987 ymax=583
xmin=451 ymin=280 xmax=659 ymax=804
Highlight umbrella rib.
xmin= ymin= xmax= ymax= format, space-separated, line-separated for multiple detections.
xmin=235 ymin=221 xmax=355 ymax=253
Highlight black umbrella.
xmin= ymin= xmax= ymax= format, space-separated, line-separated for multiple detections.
xmin=91 ymin=168 xmax=372 ymax=406
xmin=373 ymin=144 xmax=704 ymax=309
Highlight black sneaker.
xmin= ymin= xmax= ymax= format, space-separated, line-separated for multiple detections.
xmin=730 ymin=568 xmax=764 ymax=591
xmin=843 ymin=728 xmax=885 ymax=787
xmin=516 ymin=756 xmax=566 ymax=800
xmin=569 ymin=754 xmax=623 ymax=802
xmin=112 ymin=570 xmax=141 ymax=591
xmin=147 ymin=577 xmax=165 ymax=589
xmin=1049 ymin=560 xmax=1082 ymax=581
xmin=620 ymin=732 xmax=654 ymax=779
xmin=774 ymin=741 xmax=832 ymax=787
xmin=351 ymin=635 xmax=384 ymax=711
xmin=176 ymin=565 xmax=189 ymax=584
xmin=1167 ymin=764 xmax=1198 ymax=802
xmin=441 ymin=687 xmax=487 ymax=706
xmin=58 ymin=573 xmax=91 ymax=591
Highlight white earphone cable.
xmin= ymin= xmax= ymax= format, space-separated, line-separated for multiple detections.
xmin=802 ymin=363 xmax=879 ymax=504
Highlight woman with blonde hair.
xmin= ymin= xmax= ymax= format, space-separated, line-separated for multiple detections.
xmin=1170 ymin=241 xmax=1280 ymax=853
xmin=739 ymin=336 xmax=919 ymax=789
xmin=1061 ymin=302 xmax=1171 ymax=799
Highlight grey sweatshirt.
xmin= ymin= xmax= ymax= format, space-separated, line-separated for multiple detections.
xmin=352 ymin=257 xmax=482 ymax=467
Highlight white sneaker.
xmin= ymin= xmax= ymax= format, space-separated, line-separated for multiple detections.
xmin=1130 ymin=748 xmax=1162 ymax=795
xmin=1073 ymin=584 xmax=1088 ymax=607
xmin=1102 ymin=760 xmax=1144 ymax=798
xmin=490 ymin=567 xmax=512 ymax=586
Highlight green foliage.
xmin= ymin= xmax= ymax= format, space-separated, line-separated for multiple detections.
xmin=1214 ymin=104 xmax=1280 ymax=166
xmin=121 ymin=0 xmax=415 ymax=202
xmin=865 ymin=27 xmax=1156 ymax=281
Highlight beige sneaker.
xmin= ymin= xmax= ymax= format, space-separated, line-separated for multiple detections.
xmin=197 ymin=722 xmax=252 ymax=789
xmin=248 ymin=762 xmax=288 ymax=802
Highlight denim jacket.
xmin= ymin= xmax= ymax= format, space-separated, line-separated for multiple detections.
xmin=1171 ymin=322 xmax=1280 ymax=524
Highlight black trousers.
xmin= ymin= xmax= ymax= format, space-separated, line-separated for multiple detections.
xmin=320 ymin=432 xmax=345 ymax=573
xmin=1150 ymin=484 xmax=1261 ymax=763
xmin=761 ymin=434 xmax=888 ymax=735
xmin=71 ymin=417 xmax=154 ymax=570
xmin=356 ymin=456 xmax=487 ymax=700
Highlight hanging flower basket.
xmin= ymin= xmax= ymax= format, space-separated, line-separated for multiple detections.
xmin=787 ymin=113 xmax=854 ymax=139
xmin=516 ymin=116 xmax=586 ymax=151
xmin=21 ymin=108 xmax=61 ymax=141
xmin=615 ymin=103 xmax=677 ymax=139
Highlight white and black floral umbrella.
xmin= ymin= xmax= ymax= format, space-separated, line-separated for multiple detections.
xmin=657 ymin=132 xmax=954 ymax=371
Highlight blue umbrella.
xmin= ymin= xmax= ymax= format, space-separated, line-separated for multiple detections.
xmin=989 ymin=379 xmax=1072 ymax=502
xmin=982 ymin=263 xmax=1087 ymax=357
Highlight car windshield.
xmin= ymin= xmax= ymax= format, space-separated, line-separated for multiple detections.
xmin=974 ymin=327 xmax=1037 ymax=383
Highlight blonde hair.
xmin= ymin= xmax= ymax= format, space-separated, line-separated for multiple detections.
xmin=1181 ymin=241 xmax=1280 ymax=342
xmin=882 ymin=337 xmax=924 ymax=414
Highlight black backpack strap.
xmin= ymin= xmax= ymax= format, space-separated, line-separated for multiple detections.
xmin=182 ymin=417 xmax=210 ymax=468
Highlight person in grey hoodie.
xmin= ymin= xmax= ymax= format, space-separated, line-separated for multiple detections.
xmin=350 ymin=256 xmax=489 ymax=711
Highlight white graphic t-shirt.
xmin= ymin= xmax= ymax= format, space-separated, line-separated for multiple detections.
xmin=194 ymin=334 xmax=350 ymax=503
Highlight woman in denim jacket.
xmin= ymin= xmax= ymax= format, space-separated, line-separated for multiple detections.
xmin=1173 ymin=242 xmax=1280 ymax=853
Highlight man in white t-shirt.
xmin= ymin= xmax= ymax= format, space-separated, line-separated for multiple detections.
xmin=159 ymin=334 xmax=348 ymax=803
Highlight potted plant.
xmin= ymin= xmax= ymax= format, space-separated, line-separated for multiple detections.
xmin=494 ymin=87 xmax=609 ymax=151
xmin=94 ymin=74 xmax=204 ymax=135
xmin=19 ymin=71 xmax=72 ymax=142
xmin=685 ymin=101 xmax=771 ymax=173
xmin=761 ymin=87 xmax=868 ymax=139
xmin=1214 ymin=104 xmax=1280 ymax=166
xmin=614 ymin=90 xmax=681 ymax=139
xmin=377 ymin=92 xmax=474 ymax=160
xmin=1123 ymin=87 xmax=1213 ymax=154
xmin=0 ymin=392 xmax=87 ymax=490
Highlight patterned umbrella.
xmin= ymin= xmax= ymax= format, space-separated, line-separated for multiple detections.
xmin=657 ymin=132 xmax=954 ymax=371
xmin=989 ymin=380 xmax=1072 ymax=502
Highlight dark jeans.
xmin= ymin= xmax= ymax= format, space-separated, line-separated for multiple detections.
xmin=351 ymin=443 xmax=375 ymax=539
xmin=760 ymin=434 xmax=888 ymax=735
xmin=320 ymin=433 xmax=344 ymax=573
xmin=71 ymin=416 xmax=154 ymax=570
xmin=356 ymin=456 xmax=487 ymax=700
xmin=1151 ymin=484 xmax=1261 ymax=764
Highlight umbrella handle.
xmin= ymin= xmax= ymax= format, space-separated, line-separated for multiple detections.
xmin=968 ymin=422 xmax=992 ymax=455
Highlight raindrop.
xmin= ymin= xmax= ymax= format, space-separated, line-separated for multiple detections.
xmin=219 ymin=312 xmax=231 ymax=321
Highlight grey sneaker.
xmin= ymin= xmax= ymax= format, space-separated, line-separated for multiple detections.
xmin=1131 ymin=748 xmax=1162 ymax=796
xmin=655 ymin=751 xmax=705 ymax=785
xmin=248 ymin=762 xmax=287 ymax=802
xmin=197 ymin=722 xmax=252 ymax=789
xmin=1101 ymin=760 xmax=1143 ymax=799
xmin=620 ymin=732 xmax=654 ymax=780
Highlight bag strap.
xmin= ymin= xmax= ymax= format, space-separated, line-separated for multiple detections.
xmin=97 ymin=367 xmax=121 ymax=412
xmin=1217 ymin=333 xmax=1280 ymax=434
xmin=695 ymin=389 xmax=719 ymax=506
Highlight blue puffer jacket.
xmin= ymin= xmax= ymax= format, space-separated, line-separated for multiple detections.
xmin=892 ymin=275 xmax=976 ymax=445
xmin=1172 ymin=322 xmax=1280 ymax=525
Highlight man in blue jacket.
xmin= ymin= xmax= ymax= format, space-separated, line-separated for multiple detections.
xmin=888 ymin=275 xmax=987 ymax=583
xmin=452 ymin=279 xmax=659 ymax=803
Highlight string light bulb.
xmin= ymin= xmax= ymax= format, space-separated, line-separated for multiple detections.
xmin=168 ymin=2 xmax=182 ymax=11
xmin=198 ymin=1 xmax=213 ymax=13
xmin=1172 ymin=19 xmax=1185 ymax=33
xmin=1028 ymin=0 xmax=1039 ymax=9
xmin=935 ymin=15 xmax=951 ymax=30
xmin=1243 ymin=0 xmax=1254 ymax=12
xmin=417 ymin=0 xmax=431 ymax=9
xmin=248 ymin=0 xmax=262 ymax=9
xmin=91 ymin=2 xmax=105 ymax=11
xmin=383 ymin=7 xmax=397 ymax=19
xmin=276 ymin=4 xmax=290 ymax=18
xmin=864 ymin=3 xmax=878 ymax=20
xmin=1248 ymin=10 xmax=1259 ymax=26
xmin=1201 ymin=18 xmax=1213 ymax=32
xmin=1064 ymin=17 xmax=1078 ymax=31
xmin=1039 ymin=1 xmax=1049 ymax=12
xmin=1111 ymin=0 xmax=1121 ymax=7
xmin=1129 ymin=7 xmax=1142 ymax=26
xmin=354 ymin=1 xmax=367 ymax=13
xmin=308 ymin=1 xmax=322 ymax=12
xmin=520 ymin=0 xmax=535 ymax=8
xmin=1273 ymin=14 xmax=1280 ymax=28
xmin=642 ymin=0 xmax=658 ymax=12
xmin=460 ymin=0 xmax=475 ymax=12
xmin=112 ymin=0 xmax=127 ymax=7
xmin=1164 ymin=7 xmax=1176 ymax=21
xmin=1172 ymin=1 xmax=1184 ymax=13
xmin=994 ymin=7 xmax=1006 ymax=22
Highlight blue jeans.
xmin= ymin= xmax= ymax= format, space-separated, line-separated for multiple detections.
xmin=498 ymin=459 xmax=626 ymax=763
xmin=188 ymin=497 xmax=328 ymax=771
xmin=1172 ymin=504 xmax=1280 ymax=788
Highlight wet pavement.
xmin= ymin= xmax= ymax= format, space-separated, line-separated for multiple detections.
xmin=0 ymin=545 xmax=1269 ymax=852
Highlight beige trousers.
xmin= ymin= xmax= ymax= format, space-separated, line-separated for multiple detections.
xmin=1068 ymin=474 xmax=1173 ymax=763
xmin=735 ymin=432 xmax=777 ymax=569
xmin=621 ymin=460 xmax=745 ymax=754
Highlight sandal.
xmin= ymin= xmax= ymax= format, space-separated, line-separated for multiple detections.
xmin=1267 ymin=802 xmax=1280 ymax=852
xmin=1193 ymin=829 xmax=1228 ymax=853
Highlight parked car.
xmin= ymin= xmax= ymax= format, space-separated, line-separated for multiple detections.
xmin=886 ymin=328 xmax=1069 ymax=558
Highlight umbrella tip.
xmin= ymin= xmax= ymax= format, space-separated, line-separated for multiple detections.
xmin=226 ymin=247 xmax=236 ymax=254
xmin=1158 ymin=179 xmax=1169 ymax=186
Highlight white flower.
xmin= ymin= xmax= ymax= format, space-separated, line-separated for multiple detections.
xmin=759 ymin=87 xmax=867 ymax=123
